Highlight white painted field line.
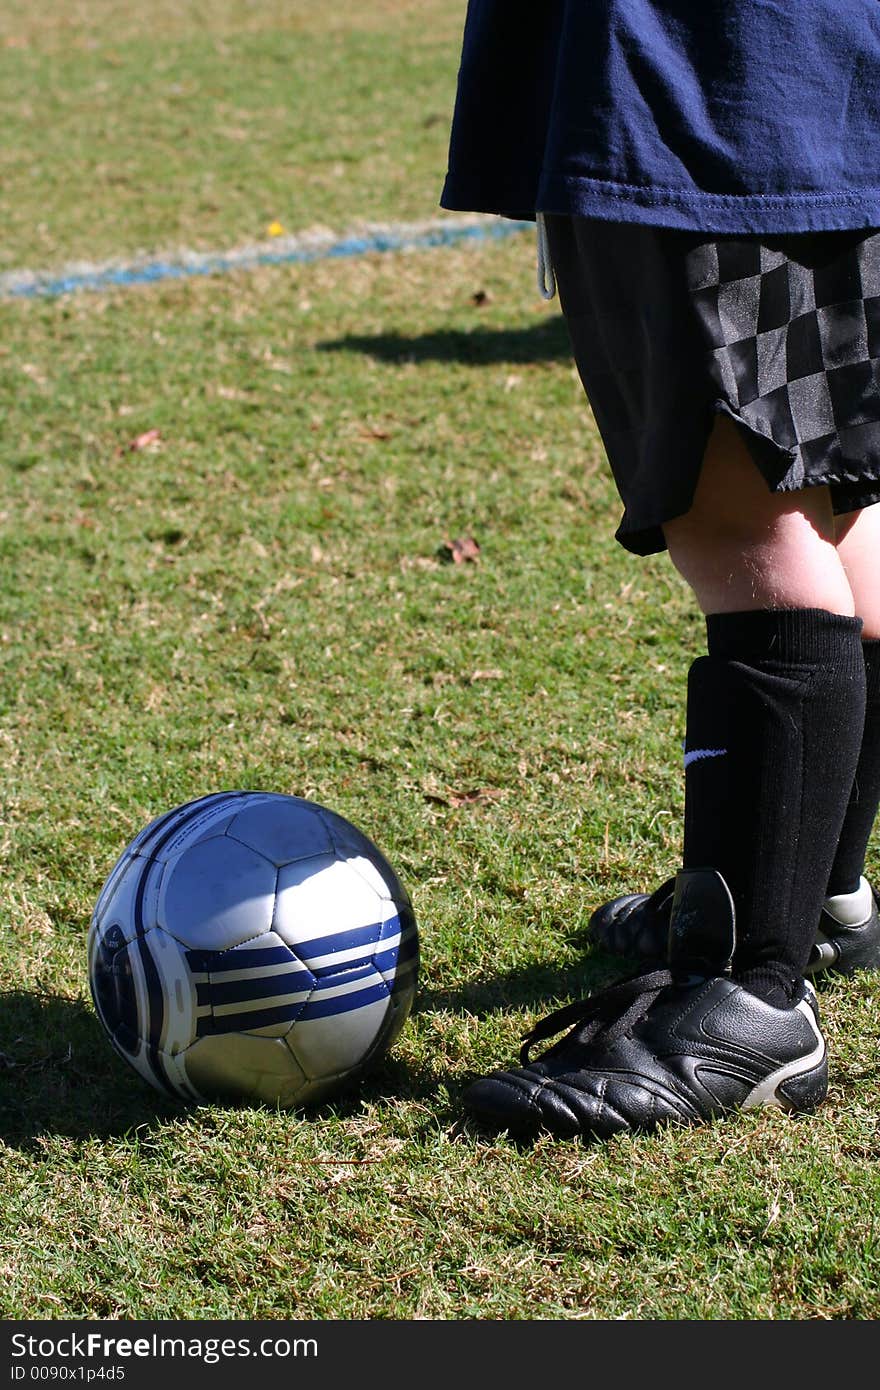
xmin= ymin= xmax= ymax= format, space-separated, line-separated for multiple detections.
xmin=0 ymin=215 xmax=532 ymax=300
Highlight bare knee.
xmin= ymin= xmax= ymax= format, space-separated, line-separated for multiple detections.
xmin=666 ymin=515 xmax=854 ymax=615
xmin=662 ymin=417 xmax=854 ymax=616
xmin=834 ymin=503 xmax=880 ymax=636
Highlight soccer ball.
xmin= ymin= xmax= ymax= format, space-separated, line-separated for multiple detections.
xmin=87 ymin=790 xmax=419 ymax=1109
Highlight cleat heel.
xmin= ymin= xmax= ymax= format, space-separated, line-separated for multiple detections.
xmin=776 ymin=1058 xmax=829 ymax=1113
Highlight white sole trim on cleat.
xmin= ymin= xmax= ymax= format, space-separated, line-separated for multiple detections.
xmin=823 ymin=876 xmax=875 ymax=927
xmin=741 ymin=999 xmax=826 ymax=1112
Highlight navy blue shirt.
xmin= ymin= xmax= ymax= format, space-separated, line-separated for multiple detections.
xmin=441 ymin=0 xmax=880 ymax=233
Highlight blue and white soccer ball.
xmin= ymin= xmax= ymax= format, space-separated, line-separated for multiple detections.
xmin=88 ymin=791 xmax=419 ymax=1108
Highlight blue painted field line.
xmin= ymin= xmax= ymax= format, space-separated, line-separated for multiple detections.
xmin=0 ymin=216 xmax=532 ymax=301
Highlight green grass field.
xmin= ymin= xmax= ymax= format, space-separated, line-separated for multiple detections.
xmin=1 ymin=1 xmax=879 ymax=1321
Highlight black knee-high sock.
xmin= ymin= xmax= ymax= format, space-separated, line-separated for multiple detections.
xmin=682 ymin=608 xmax=866 ymax=1004
xmin=826 ymin=639 xmax=880 ymax=896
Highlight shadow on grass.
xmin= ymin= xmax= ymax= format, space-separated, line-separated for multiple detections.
xmin=0 ymin=948 xmax=622 ymax=1147
xmin=0 ymin=986 xmax=455 ymax=1147
xmin=414 ymin=944 xmax=621 ymax=1021
xmin=316 ymin=318 xmax=571 ymax=367
xmin=0 ymin=989 xmax=181 ymax=1149
xmin=355 ymin=948 xmax=629 ymax=1137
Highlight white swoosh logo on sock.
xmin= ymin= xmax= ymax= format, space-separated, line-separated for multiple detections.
xmin=683 ymin=748 xmax=728 ymax=769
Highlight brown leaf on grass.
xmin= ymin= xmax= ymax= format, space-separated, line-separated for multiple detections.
xmin=356 ymin=423 xmax=392 ymax=440
xmin=423 ymin=786 xmax=504 ymax=809
xmin=451 ymin=787 xmax=504 ymax=807
xmin=441 ymin=535 xmax=480 ymax=564
xmin=448 ymin=787 xmax=505 ymax=809
xmin=127 ymin=428 xmax=162 ymax=451
xmin=469 ymin=668 xmax=503 ymax=682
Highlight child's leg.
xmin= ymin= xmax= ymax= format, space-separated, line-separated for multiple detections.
xmin=463 ymin=368 xmax=865 ymax=1141
xmin=592 ymin=489 xmax=880 ymax=972
xmin=662 ymin=418 xmax=866 ymax=1002
xmin=825 ymin=504 xmax=880 ymax=895
xmin=662 ymin=416 xmax=854 ymax=616
xmin=836 ymin=504 xmax=880 ymax=638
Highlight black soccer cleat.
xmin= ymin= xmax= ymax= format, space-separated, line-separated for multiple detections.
xmin=587 ymin=876 xmax=675 ymax=961
xmin=463 ymin=867 xmax=828 ymax=1141
xmin=588 ymin=874 xmax=880 ymax=977
xmin=811 ymin=879 xmax=880 ymax=975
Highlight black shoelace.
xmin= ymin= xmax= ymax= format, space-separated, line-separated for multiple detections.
xmin=519 ymin=968 xmax=675 ymax=1065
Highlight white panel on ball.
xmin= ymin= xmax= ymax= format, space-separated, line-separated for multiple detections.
xmin=90 ymin=855 xmax=155 ymax=946
xmin=225 ymin=797 xmax=335 ymax=866
xmin=183 ymin=1032 xmax=309 ymax=1107
xmin=286 ymin=968 xmax=393 ymax=1080
xmin=146 ymin=927 xmax=200 ymax=1056
xmin=346 ymin=853 xmax=397 ymax=900
xmin=150 ymin=792 xmax=253 ymax=864
xmin=158 ymin=836 xmax=278 ymax=951
xmin=273 ymin=855 xmax=384 ymax=956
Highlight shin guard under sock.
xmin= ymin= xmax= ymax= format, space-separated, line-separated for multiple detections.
xmin=682 ymin=608 xmax=866 ymax=1004
xmin=826 ymin=638 xmax=880 ymax=897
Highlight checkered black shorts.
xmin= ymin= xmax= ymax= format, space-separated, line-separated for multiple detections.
xmin=546 ymin=216 xmax=880 ymax=556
